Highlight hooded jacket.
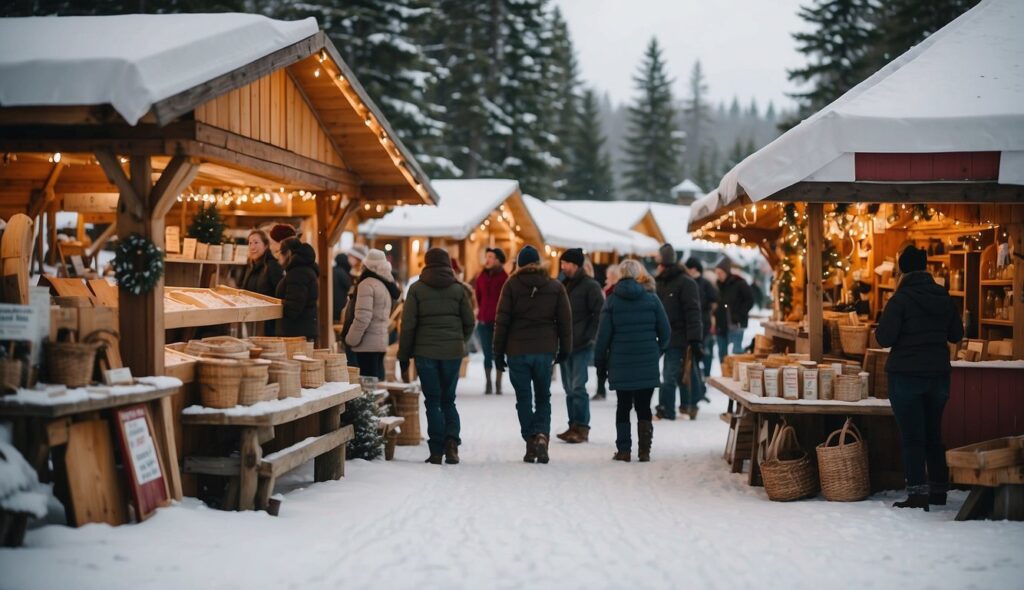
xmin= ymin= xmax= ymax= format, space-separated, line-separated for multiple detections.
xmin=715 ymin=272 xmax=754 ymax=331
xmin=493 ymin=265 xmax=572 ymax=358
xmin=344 ymin=269 xmax=400 ymax=353
xmin=332 ymin=254 xmax=353 ymax=322
xmin=594 ymin=278 xmax=671 ymax=391
xmin=240 ymin=250 xmax=284 ymax=299
xmin=474 ymin=266 xmax=508 ymax=323
xmin=655 ymin=264 xmax=703 ymax=348
xmin=563 ymin=271 xmax=605 ymax=352
xmin=875 ymin=271 xmax=963 ymax=375
xmin=275 ymin=243 xmax=319 ymax=339
xmin=398 ymin=262 xmax=475 ymax=362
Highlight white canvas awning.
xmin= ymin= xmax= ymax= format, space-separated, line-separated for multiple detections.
xmin=360 ymin=179 xmax=521 ymax=239
xmin=523 ymin=195 xmax=659 ymax=255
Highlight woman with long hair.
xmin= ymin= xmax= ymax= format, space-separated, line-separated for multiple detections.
xmin=239 ymin=229 xmax=283 ymax=335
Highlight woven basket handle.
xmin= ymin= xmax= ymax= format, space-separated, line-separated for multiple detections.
xmin=767 ymin=425 xmax=800 ymax=461
xmin=824 ymin=417 xmax=863 ymax=448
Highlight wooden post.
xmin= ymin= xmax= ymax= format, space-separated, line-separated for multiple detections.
xmin=237 ymin=427 xmax=261 ymax=511
xmin=46 ymin=206 xmax=57 ymax=266
xmin=315 ymin=195 xmax=334 ymax=349
xmin=806 ymin=203 xmax=825 ymax=362
xmin=314 ymin=406 xmax=343 ymax=482
xmin=1010 ymin=223 xmax=1024 ymax=360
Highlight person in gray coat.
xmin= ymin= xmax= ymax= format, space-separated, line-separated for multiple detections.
xmin=345 ymin=249 xmax=400 ymax=380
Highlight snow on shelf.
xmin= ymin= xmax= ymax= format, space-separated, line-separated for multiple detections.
xmin=951 ymin=359 xmax=1024 ymax=369
xmin=6 ymin=376 xmax=183 ymax=407
xmin=0 ymin=441 xmax=49 ymax=518
xmin=181 ymin=381 xmax=356 ymax=417
xmin=360 ymin=179 xmax=520 ymax=238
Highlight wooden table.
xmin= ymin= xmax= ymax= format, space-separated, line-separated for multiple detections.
xmin=181 ymin=382 xmax=360 ymax=511
xmin=0 ymin=377 xmax=184 ymax=526
xmin=709 ymin=376 xmax=903 ymax=491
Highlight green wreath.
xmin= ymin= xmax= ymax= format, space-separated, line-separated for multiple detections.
xmin=114 ymin=233 xmax=165 ymax=295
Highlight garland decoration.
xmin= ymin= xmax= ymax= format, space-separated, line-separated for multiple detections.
xmin=114 ymin=233 xmax=165 ymax=295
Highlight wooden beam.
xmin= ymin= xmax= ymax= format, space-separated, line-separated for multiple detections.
xmin=86 ymin=222 xmax=117 ymax=260
xmin=96 ymin=150 xmax=144 ymax=221
xmin=769 ymin=181 xmax=1024 ymax=204
xmin=283 ymin=67 xmax=351 ymax=172
xmin=151 ymin=156 xmax=200 ymax=220
xmin=316 ymin=195 xmax=335 ymax=349
xmin=182 ymin=138 xmax=353 ymax=194
xmin=806 ymin=203 xmax=824 ymax=362
xmin=26 ymin=161 xmax=66 ymax=219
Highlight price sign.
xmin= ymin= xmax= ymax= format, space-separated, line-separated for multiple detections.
xmin=113 ymin=405 xmax=168 ymax=521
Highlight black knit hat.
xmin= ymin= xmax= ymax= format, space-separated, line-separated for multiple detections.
xmin=658 ymin=243 xmax=677 ymax=265
xmin=425 ymin=247 xmax=451 ymax=267
xmin=898 ymin=245 xmax=927 ymax=274
xmin=486 ymin=247 xmax=507 ymax=264
xmin=517 ymin=245 xmax=540 ymax=267
xmin=684 ymin=257 xmax=703 ymax=273
xmin=716 ymin=256 xmax=733 ymax=274
xmin=560 ymin=248 xmax=585 ymax=267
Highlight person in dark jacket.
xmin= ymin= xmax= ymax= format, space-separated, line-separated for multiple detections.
xmin=556 ymin=248 xmax=604 ymax=444
xmin=240 ymin=229 xmax=284 ymax=336
xmin=685 ymin=257 xmax=719 ymax=381
xmin=332 ymin=253 xmax=353 ymax=323
xmin=875 ymin=245 xmax=963 ymax=511
xmin=714 ymin=257 xmax=754 ymax=363
xmin=274 ymin=238 xmax=318 ymax=340
xmin=473 ymin=247 xmax=508 ymax=395
xmin=493 ymin=246 xmax=572 ymax=464
xmin=268 ymin=223 xmax=297 ymax=265
xmin=594 ymin=263 xmax=622 ymax=400
xmin=595 ymin=260 xmax=671 ymax=462
xmin=399 ymin=248 xmax=476 ymax=465
xmin=653 ymin=244 xmax=703 ymax=421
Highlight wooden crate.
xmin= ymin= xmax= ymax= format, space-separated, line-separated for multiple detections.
xmin=947 ymin=436 xmax=1023 ymax=471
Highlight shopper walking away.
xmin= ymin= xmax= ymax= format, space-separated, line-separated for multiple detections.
xmin=275 ymin=238 xmax=319 ymax=341
xmin=340 ymin=244 xmax=369 ymax=368
xmin=332 ymin=253 xmax=353 ymax=323
xmin=714 ymin=257 xmax=754 ymax=363
xmin=685 ymin=257 xmax=719 ymax=399
xmin=594 ymin=260 xmax=670 ymax=462
xmin=473 ymin=247 xmax=508 ymax=395
xmin=240 ymin=229 xmax=283 ymax=336
xmin=345 ymin=249 xmax=401 ymax=381
xmin=398 ymin=248 xmax=475 ymax=465
xmin=875 ymin=245 xmax=962 ymax=511
xmin=493 ymin=245 xmax=572 ymax=464
xmin=653 ymin=244 xmax=703 ymax=420
xmin=593 ymin=263 xmax=621 ymax=401
xmin=556 ymin=248 xmax=604 ymax=444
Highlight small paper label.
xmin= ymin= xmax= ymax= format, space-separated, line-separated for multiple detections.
xmin=104 ymin=367 xmax=133 ymax=385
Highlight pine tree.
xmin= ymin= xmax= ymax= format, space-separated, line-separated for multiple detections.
xmin=785 ymin=0 xmax=878 ymax=128
xmin=765 ymin=101 xmax=777 ymax=122
xmin=694 ymin=148 xmax=714 ymax=195
xmin=682 ymin=59 xmax=712 ymax=178
xmin=564 ymin=88 xmax=615 ymax=200
xmin=870 ymin=0 xmax=979 ymax=67
xmin=728 ymin=96 xmax=741 ymax=119
xmin=622 ymin=37 xmax=681 ymax=202
xmin=748 ymin=98 xmax=759 ymax=118
xmin=187 ymin=202 xmax=226 ymax=245
xmin=743 ymin=137 xmax=757 ymax=158
xmin=725 ymin=138 xmax=746 ymax=170
xmin=547 ymin=6 xmax=580 ymax=199
xmin=343 ymin=392 xmax=384 ymax=460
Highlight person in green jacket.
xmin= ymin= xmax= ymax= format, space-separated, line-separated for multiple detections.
xmin=398 ymin=248 xmax=476 ymax=465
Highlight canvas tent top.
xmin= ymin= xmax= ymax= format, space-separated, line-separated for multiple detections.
xmin=671 ymin=179 xmax=703 ymax=195
xmin=359 ymin=179 xmax=522 ymax=239
xmin=523 ymin=195 xmax=660 ymax=255
xmin=691 ymin=0 xmax=1024 ymax=231
xmin=549 ymin=200 xmax=654 ymax=234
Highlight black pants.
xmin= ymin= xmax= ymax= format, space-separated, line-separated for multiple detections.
xmin=616 ymin=388 xmax=654 ymax=423
xmin=888 ymin=373 xmax=950 ymax=495
xmin=356 ymin=351 xmax=385 ymax=381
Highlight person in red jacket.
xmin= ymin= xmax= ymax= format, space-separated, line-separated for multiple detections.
xmin=473 ymin=247 xmax=508 ymax=394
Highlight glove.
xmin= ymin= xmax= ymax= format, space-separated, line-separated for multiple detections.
xmin=399 ymin=361 xmax=411 ymax=383
xmin=554 ymin=351 xmax=568 ymax=365
xmin=690 ymin=340 xmax=705 ymax=361
xmin=495 ymin=355 xmax=507 ymax=373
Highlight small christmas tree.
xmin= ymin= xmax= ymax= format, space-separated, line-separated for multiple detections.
xmin=187 ymin=202 xmax=226 ymax=245
xmin=344 ymin=392 xmax=384 ymax=461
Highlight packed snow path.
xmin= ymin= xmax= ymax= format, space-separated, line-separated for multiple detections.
xmin=2 ymin=357 xmax=1022 ymax=589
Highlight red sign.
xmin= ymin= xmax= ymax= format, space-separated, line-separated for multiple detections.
xmin=113 ymin=404 xmax=168 ymax=521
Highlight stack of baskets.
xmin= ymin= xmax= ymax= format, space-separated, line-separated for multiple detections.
xmin=282 ymin=337 xmax=313 ymax=358
xmin=268 ymin=359 xmax=301 ymax=398
xmin=294 ymin=356 xmax=325 ymax=388
xmin=816 ymin=418 xmax=870 ymax=502
xmin=760 ymin=424 xmax=819 ymax=501
xmin=186 ymin=337 xmax=250 ymax=359
xmin=238 ymin=359 xmax=272 ymax=405
xmin=198 ymin=358 xmax=279 ymax=408
xmin=312 ymin=350 xmax=348 ymax=382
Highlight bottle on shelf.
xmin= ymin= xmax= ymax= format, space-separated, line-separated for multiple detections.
xmin=985 ymin=290 xmax=995 ymax=318
xmin=994 ymin=291 xmax=1005 ymax=320
xmin=986 ymin=261 xmax=995 ymax=280
xmin=963 ymin=308 xmax=971 ymax=335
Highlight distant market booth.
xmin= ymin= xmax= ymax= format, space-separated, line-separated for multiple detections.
xmin=0 ymin=14 xmax=437 ymax=530
xmin=688 ymin=0 xmax=1024 ymax=507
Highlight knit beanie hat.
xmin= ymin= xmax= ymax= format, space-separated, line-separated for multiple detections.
xmin=348 ymin=244 xmax=369 ymax=262
xmin=560 ymin=248 xmax=585 ymax=267
xmin=269 ymin=224 xmax=296 ymax=243
xmin=486 ymin=247 xmax=507 ymax=264
xmin=425 ymin=247 xmax=451 ymax=267
xmin=517 ymin=245 xmax=540 ymax=267
xmin=363 ymin=249 xmax=392 ymax=277
xmin=716 ymin=256 xmax=733 ymax=274
xmin=658 ymin=243 xmax=677 ymax=266
xmin=898 ymin=245 xmax=927 ymax=273
xmin=684 ymin=256 xmax=703 ymax=273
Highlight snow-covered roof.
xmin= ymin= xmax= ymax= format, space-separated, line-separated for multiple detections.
xmin=0 ymin=14 xmax=319 ymax=125
xmin=671 ymin=179 xmax=704 ymax=195
xmin=548 ymin=201 xmax=652 ymax=233
xmin=714 ymin=0 xmax=1024 ymax=207
xmin=360 ymin=179 xmax=520 ymax=238
xmin=523 ymin=195 xmax=660 ymax=255
xmin=648 ymin=201 xmax=760 ymax=265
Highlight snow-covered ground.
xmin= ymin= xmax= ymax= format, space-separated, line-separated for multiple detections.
xmin=1 ymin=351 xmax=1022 ymax=590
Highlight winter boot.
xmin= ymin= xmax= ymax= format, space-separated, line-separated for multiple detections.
xmin=638 ymin=421 xmax=654 ymax=462
xmin=893 ymin=494 xmax=930 ymax=511
xmin=612 ymin=450 xmax=631 ymax=462
xmin=614 ymin=422 xmax=632 ymax=462
xmin=535 ymin=434 xmax=550 ymax=464
xmin=485 ymin=368 xmax=493 ymax=395
xmin=564 ymin=425 xmax=589 ymax=444
xmin=929 ymin=492 xmax=947 ymax=506
xmin=655 ymin=406 xmax=675 ymax=421
xmin=495 ymin=371 xmax=504 ymax=395
xmin=444 ymin=439 xmax=460 ymax=465
xmin=593 ymin=380 xmax=607 ymax=401
xmin=523 ymin=436 xmax=537 ymax=463
xmin=424 ymin=454 xmax=443 ymax=465
xmin=557 ymin=426 xmax=574 ymax=442
xmin=687 ymin=406 xmax=699 ymax=420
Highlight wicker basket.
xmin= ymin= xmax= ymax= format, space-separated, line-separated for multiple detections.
xmin=186 ymin=339 xmax=249 ymax=359
xmin=834 ymin=375 xmax=862 ymax=402
xmin=760 ymin=425 xmax=819 ymax=501
xmin=1 ymin=358 xmax=23 ymax=393
xmin=347 ymin=366 xmax=361 ymax=382
xmin=838 ymin=325 xmax=870 ymax=356
xmin=319 ymin=354 xmax=348 ymax=382
xmin=393 ymin=387 xmax=422 ymax=446
xmin=816 ymin=419 xmax=870 ymax=502
xmin=281 ymin=337 xmax=309 ymax=358
xmin=268 ymin=359 xmax=301 ymax=398
xmin=248 ymin=337 xmax=286 ymax=354
xmin=45 ymin=341 xmax=100 ymax=387
xmin=295 ymin=356 xmax=325 ymax=389
xmin=237 ymin=360 xmax=271 ymax=405
xmin=198 ymin=359 xmax=243 ymax=408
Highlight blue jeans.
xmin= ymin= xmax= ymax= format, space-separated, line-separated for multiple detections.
xmin=658 ymin=346 xmax=683 ymax=418
xmin=417 ymin=357 xmax=463 ymax=455
xmin=559 ymin=345 xmax=593 ymax=428
xmin=477 ymin=322 xmax=495 ymax=370
xmin=702 ymin=333 xmax=715 ymax=377
xmin=888 ymin=373 xmax=950 ymax=494
xmin=716 ymin=329 xmax=744 ymax=363
xmin=508 ymin=353 xmax=554 ymax=440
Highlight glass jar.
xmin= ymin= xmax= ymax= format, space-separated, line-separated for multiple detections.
xmin=994 ymin=292 xmax=1005 ymax=319
xmin=985 ymin=290 xmax=995 ymax=318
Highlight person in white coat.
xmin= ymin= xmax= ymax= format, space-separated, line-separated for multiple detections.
xmin=345 ymin=249 xmax=400 ymax=380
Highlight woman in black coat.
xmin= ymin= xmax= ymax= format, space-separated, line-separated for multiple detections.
xmin=875 ymin=245 xmax=963 ymax=511
xmin=275 ymin=238 xmax=319 ymax=341
xmin=240 ymin=229 xmax=284 ymax=336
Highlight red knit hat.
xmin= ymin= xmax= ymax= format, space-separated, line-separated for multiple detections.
xmin=269 ymin=224 xmax=296 ymax=243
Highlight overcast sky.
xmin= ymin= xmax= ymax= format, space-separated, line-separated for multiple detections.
xmin=553 ymin=0 xmax=809 ymax=111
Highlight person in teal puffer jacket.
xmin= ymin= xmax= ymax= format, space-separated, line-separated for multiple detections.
xmin=594 ymin=260 xmax=671 ymax=463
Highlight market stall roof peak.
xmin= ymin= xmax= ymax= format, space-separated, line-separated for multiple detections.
xmin=523 ymin=195 xmax=660 ymax=256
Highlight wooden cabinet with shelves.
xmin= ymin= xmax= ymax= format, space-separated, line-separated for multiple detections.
xmin=978 ymin=244 xmax=1015 ymax=342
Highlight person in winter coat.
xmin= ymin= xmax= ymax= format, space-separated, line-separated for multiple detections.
xmin=340 ymin=244 xmax=369 ymax=368
xmin=240 ymin=229 xmax=284 ymax=336
xmin=345 ymin=249 xmax=400 ymax=380
xmin=653 ymin=244 xmax=704 ymax=421
xmin=875 ymin=245 xmax=963 ymax=511
xmin=473 ymin=247 xmax=508 ymax=395
xmin=398 ymin=248 xmax=476 ymax=466
xmin=268 ymin=224 xmax=297 ymax=265
xmin=685 ymin=257 xmax=719 ymax=380
xmin=714 ymin=257 xmax=754 ymax=363
xmin=594 ymin=260 xmax=671 ymax=462
xmin=594 ymin=263 xmax=622 ymax=401
xmin=556 ymin=248 xmax=604 ymax=444
xmin=493 ymin=245 xmax=572 ymax=464
xmin=332 ymin=253 xmax=353 ymax=323
xmin=275 ymin=238 xmax=319 ymax=340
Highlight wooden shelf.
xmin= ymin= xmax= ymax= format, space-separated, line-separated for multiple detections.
xmin=166 ymin=255 xmax=246 ymax=266
xmin=165 ymin=304 xmax=282 ymax=329
xmin=928 ymin=255 xmax=950 ymax=263
xmin=980 ymin=318 xmax=1014 ymax=326
xmin=981 ymin=279 xmax=1012 ymax=286
xmin=949 ymin=290 xmax=965 ymax=297
xmin=878 ymin=284 xmax=897 ymax=291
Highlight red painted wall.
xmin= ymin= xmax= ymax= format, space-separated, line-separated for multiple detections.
xmin=856 ymin=152 xmax=1000 ymax=182
xmin=943 ymin=367 xmax=1024 ymax=449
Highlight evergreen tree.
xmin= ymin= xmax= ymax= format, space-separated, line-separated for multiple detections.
xmin=765 ymin=101 xmax=777 ymax=122
xmin=725 ymin=138 xmax=746 ymax=170
xmin=547 ymin=6 xmax=580 ymax=198
xmin=622 ymin=37 xmax=681 ymax=202
xmin=693 ymin=148 xmax=714 ymax=196
xmin=187 ymin=202 xmax=227 ymax=245
xmin=3 ymin=0 xmax=244 ymax=16
xmin=343 ymin=392 xmax=384 ymax=461
xmin=564 ymin=88 xmax=615 ymax=200
xmin=682 ymin=59 xmax=712 ymax=178
xmin=870 ymin=0 xmax=979 ymax=67
xmin=728 ymin=96 xmax=741 ymax=119
xmin=743 ymin=137 xmax=757 ymax=158
xmin=748 ymin=98 xmax=760 ymax=118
